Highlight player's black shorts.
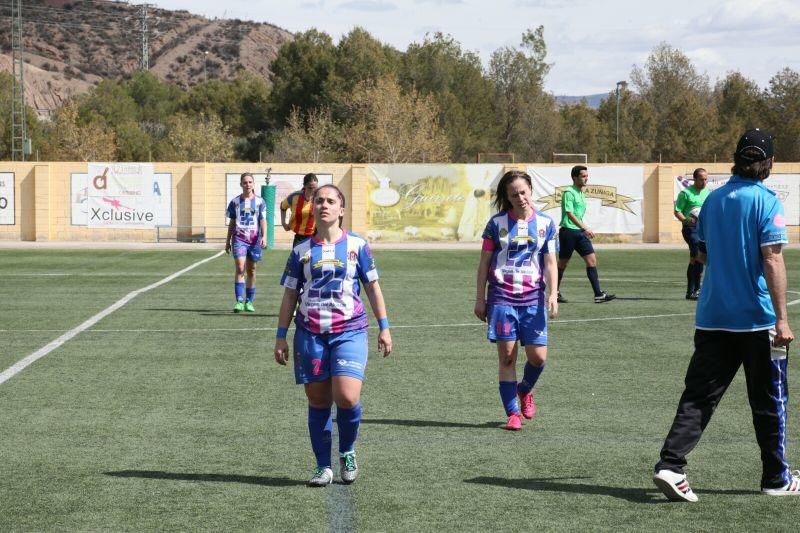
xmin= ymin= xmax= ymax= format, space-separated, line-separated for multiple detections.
xmin=558 ymin=227 xmax=594 ymax=260
xmin=682 ymin=226 xmax=702 ymax=257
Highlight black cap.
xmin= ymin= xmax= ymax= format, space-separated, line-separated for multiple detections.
xmin=735 ymin=128 xmax=774 ymax=162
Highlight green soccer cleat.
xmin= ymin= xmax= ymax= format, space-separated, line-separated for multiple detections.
xmin=233 ymin=299 xmax=245 ymax=313
xmin=244 ymin=300 xmax=255 ymax=313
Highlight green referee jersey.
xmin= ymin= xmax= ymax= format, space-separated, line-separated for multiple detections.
xmin=675 ymin=186 xmax=709 ymax=218
xmin=560 ymin=185 xmax=586 ymax=229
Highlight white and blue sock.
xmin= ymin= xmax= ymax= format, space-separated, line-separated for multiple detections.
xmin=246 ymin=287 xmax=256 ymax=302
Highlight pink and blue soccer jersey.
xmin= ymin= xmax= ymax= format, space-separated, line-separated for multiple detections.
xmin=482 ymin=210 xmax=558 ymax=306
xmin=226 ymin=195 xmax=266 ymax=246
xmin=281 ymin=231 xmax=379 ymax=334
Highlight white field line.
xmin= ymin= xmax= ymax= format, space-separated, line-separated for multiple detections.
xmin=0 ymin=251 xmax=225 ymax=386
xmin=788 ymin=290 xmax=800 ymax=307
xmin=0 ymin=312 xmax=696 ymax=334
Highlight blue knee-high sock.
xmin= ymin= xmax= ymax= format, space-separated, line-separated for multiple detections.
xmin=245 ymin=287 xmax=256 ymax=302
xmin=686 ymin=264 xmax=695 ymax=293
xmin=557 ymin=268 xmax=565 ymax=290
xmin=586 ymin=266 xmax=602 ymax=296
xmin=499 ymin=381 xmax=519 ymax=416
xmin=518 ymin=362 xmax=545 ymax=395
xmin=234 ymin=282 xmax=245 ymax=301
xmin=336 ymin=403 xmax=362 ymax=454
xmin=308 ymin=406 xmax=332 ymax=468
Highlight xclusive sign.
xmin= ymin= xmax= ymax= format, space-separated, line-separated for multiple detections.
xmin=87 ymin=163 xmax=158 ymax=229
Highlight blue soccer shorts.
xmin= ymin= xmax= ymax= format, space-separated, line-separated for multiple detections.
xmin=293 ymin=327 xmax=368 ymax=384
xmin=232 ymin=239 xmax=263 ymax=262
xmin=487 ymin=303 xmax=548 ymax=346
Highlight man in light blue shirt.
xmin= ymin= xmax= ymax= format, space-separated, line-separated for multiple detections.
xmin=653 ymin=129 xmax=797 ymax=502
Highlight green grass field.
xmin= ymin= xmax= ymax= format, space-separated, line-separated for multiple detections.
xmin=1 ymin=248 xmax=799 ymax=531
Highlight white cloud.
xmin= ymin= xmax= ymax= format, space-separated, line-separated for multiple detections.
xmin=337 ymin=0 xmax=398 ymax=11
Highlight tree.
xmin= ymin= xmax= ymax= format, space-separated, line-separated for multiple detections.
xmin=764 ymin=68 xmax=800 ymax=160
xmin=75 ymin=80 xmax=152 ymax=161
xmin=0 ymin=72 xmax=43 ymax=160
xmin=124 ymin=71 xmax=183 ymax=125
xmin=631 ymin=43 xmax=717 ymax=161
xmin=401 ymin=32 xmax=498 ymax=161
xmin=267 ymin=29 xmax=338 ymax=128
xmin=488 ymin=27 xmax=559 ymax=161
xmin=334 ymin=27 xmax=400 ymax=95
xmin=557 ymin=101 xmax=604 ymax=162
xmin=596 ymin=86 xmax=657 ymax=162
xmin=156 ymin=113 xmax=234 ymax=162
xmin=271 ymin=107 xmax=341 ymax=163
xmin=342 ymin=76 xmax=450 ymax=163
xmin=42 ymin=100 xmax=116 ymax=161
xmin=712 ymin=72 xmax=764 ymax=160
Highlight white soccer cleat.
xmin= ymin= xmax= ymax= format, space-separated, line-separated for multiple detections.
xmin=653 ymin=469 xmax=698 ymax=502
xmin=762 ymin=471 xmax=800 ymax=496
xmin=308 ymin=466 xmax=334 ymax=487
xmin=339 ymin=451 xmax=358 ymax=484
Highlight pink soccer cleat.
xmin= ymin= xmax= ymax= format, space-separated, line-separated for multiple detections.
xmin=504 ymin=412 xmax=523 ymax=431
xmin=518 ymin=389 xmax=536 ymax=420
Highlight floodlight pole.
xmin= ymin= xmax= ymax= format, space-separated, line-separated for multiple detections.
xmin=615 ymin=80 xmax=627 ymax=144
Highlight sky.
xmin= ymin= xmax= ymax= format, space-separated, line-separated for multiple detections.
xmin=151 ymin=0 xmax=800 ymax=96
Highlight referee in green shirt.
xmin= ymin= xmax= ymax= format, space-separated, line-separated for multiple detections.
xmin=556 ymin=165 xmax=615 ymax=303
xmin=674 ymin=168 xmax=709 ymax=300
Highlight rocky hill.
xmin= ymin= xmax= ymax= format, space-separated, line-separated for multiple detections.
xmin=0 ymin=0 xmax=294 ymax=118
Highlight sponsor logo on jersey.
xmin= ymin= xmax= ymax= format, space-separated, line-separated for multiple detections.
xmin=313 ymin=259 xmax=345 ymax=269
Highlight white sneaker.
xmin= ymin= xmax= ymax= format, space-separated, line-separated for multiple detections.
xmin=653 ymin=469 xmax=698 ymax=502
xmin=308 ymin=466 xmax=334 ymax=487
xmin=762 ymin=470 xmax=800 ymax=496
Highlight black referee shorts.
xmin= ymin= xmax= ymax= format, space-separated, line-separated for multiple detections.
xmin=558 ymin=227 xmax=594 ymax=260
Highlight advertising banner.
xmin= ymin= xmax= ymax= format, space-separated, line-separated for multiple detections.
xmin=367 ymin=164 xmax=504 ymax=241
xmin=528 ymin=166 xmax=644 ymax=234
xmin=87 ymin=163 xmax=158 ymax=228
xmin=674 ymin=173 xmax=799 ymax=225
xmin=225 ymin=172 xmax=333 ymax=226
xmin=0 ymin=173 xmax=13 ymax=225
xmin=73 ymin=169 xmax=171 ymax=227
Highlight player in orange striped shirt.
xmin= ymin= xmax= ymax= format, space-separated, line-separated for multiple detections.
xmin=281 ymin=173 xmax=319 ymax=247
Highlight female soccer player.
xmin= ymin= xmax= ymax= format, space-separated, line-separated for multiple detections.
xmin=474 ymin=170 xmax=559 ymax=430
xmin=280 ymin=173 xmax=319 ymax=247
xmin=225 ymin=172 xmax=266 ymax=313
xmin=274 ymin=184 xmax=393 ymax=486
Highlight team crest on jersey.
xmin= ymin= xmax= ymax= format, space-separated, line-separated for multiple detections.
xmin=300 ymin=253 xmax=311 ymax=264
xmin=348 ymin=250 xmax=358 ymax=263
xmin=499 ymin=228 xmax=508 ymax=238
xmin=539 ymin=229 xmax=545 ymax=238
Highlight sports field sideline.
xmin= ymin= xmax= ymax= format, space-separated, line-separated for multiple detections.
xmin=1 ymin=246 xmax=799 ymax=531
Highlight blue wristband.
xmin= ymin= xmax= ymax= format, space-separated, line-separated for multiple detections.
xmin=276 ymin=327 xmax=288 ymax=339
xmin=378 ymin=318 xmax=390 ymax=331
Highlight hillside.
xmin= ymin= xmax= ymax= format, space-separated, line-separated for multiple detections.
xmin=0 ymin=0 xmax=294 ymax=117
